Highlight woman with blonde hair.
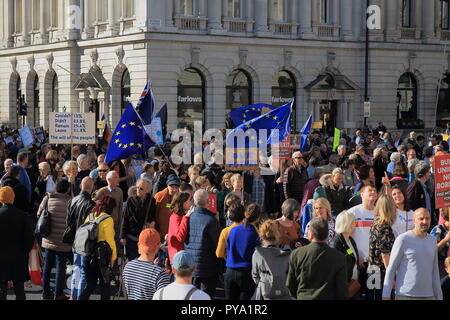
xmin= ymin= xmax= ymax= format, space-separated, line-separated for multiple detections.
xmin=367 ymin=194 xmax=396 ymax=300
xmin=251 ymin=220 xmax=292 ymax=300
xmin=304 ymin=197 xmax=335 ymax=243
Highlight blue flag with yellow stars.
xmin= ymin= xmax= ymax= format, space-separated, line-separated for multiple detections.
xmin=226 ymin=102 xmax=293 ymax=149
xmin=105 ymin=103 xmax=146 ymax=163
xmin=229 ymin=103 xmax=277 ymax=127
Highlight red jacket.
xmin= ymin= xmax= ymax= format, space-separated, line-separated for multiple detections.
xmin=167 ymin=212 xmax=190 ymax=263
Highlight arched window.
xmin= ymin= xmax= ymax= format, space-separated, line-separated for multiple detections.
xmin=34 ymin=76 xmax=40 ymax=127
xmin=177 ymin=68 xmax=205 ymax=131
xmin=401 ymin=0 xmax=412 ymax=27
xmin=272 ymin=71 xmax=296 ymax=132
xmin=226 ymin=69 xmax=252 ymax=128
xmin=121 ymin=69 xmax=130 ymax=115
xmin=397 ymin=73 xmax=417 ymax=126
xmin=52 ymin=74 xmax=58 ymax=112
xmin=226 ymin=69 xmax=252 ymax=110
xmin=436 ymin=73 xmax=450 ymax=127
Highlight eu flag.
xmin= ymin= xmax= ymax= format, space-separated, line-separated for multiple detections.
xmin=300 ymin=113 xmax=313 ymax=152
xmin=229 ymin=103 xmax=277 ymax=127
xmin=135 ymin=80 xmax=155 ymax=125
xmin=105 ymin=103 xmax=146 ymax=163
xmin=227 ymin=102 xmax=293 ymax=148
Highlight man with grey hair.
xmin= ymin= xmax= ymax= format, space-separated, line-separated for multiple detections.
xmin=406 ymin=161 xmax=432 ymax=212
xmin=387 ymin=152 xmax=402 ymax=175
xmin=120 ymin=178 xmax=156 ymax=261
xmin=93 ymin=171 xmax=124 ymax=225
xmin=76 ymin=154 xmax=91 ymax=181
xmin=407 ymin=158 xmax=419 ymax=183
xmin=184 ymin=189 xmax=221 ymax=298
xmin=286 ymin=217 xmax=348 ymax=300
xmin=0 ymin=158 xmax=13 ymax=180
xmin=382 ymin=208 xmax=443 ymax=300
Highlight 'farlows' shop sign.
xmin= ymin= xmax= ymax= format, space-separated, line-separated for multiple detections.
xmin=177 ymin=96 xmax=203 ymax=103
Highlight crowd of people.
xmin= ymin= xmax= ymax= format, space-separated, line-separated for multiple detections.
xmin=0 ymin=122 xmax=450 ymax=300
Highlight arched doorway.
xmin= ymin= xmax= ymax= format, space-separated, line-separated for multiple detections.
xmin=177 ymin=68 xmax=205 ymax=132
xmin=272 ymin=70 xmax=296 ymax=132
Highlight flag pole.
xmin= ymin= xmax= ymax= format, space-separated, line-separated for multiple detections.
xmin=131 ymin=104 xmax=175 ymax=171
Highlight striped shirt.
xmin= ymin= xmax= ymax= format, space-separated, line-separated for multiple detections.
xmin=122 ymin=259 xmax=170 ymax=300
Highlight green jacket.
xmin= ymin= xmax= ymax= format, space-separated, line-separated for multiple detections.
xmin=286 ymin=242 xmax=348 ymax=300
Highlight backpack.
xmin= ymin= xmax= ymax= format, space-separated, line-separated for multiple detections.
xmin=254 ymin=246 xmax=292 ymax=300
xmin=35 ymin=196 xmax=51 ymax=237
xmin=73 ymin=213 xmax=111 ymax=256
xmin=156 ymin=286 xmax=198 ymax=300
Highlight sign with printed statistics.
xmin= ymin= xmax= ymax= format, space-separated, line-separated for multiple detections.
xmin=434 ymin=154 xmax=450 ymax=209
xmin=49 ymin=112 xmax=96 ymax=145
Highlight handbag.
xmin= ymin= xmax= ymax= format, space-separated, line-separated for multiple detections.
xmin=348 ymin=279 xmax=361 ymax=298
xmin=35 ymin=196 xmax=51 ymax=237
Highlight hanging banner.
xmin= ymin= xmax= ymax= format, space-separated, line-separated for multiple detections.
xmin=435 ymin=154 xmax=450 ymax=209
xmin=49 ymin=112 xmax=96 ymax=144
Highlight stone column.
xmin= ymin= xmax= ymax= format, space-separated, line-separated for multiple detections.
xmin=106 ymin=0 xmax=118 ymax=35
xmin=165 ymin=0 xmax=174 ymax=26
xmin=207 ymin=0 xmax=223 ymax=33
xmin=352 ymin=0 xmax=362 ymax=40
xmin=341 ymin=0 xmax=353 ymax=40
xmin=6 ymin=0 xmax=15 ymax=47
xmin=246 ymin=0 xmax=254 ymax=32
xmin=385 ymin=0 xmax=399 ymax=41
xmin=199 ymin=0 xmax=207 ymax=16
xmin=255 ymin=0 xmax=270 ymax=35
xmin=300 ymin=0 xmax=313 ymax=38
xmin=67 ymin=0 xmax=81 ymax=40
xmin=414 ymin=0 xmax=422 ymax=39
xmin=21 ymin=0 xmax=30 ymax=45
xmin=82 ymin=0 xmax=93 ymax=38
xmin=333 ymin=0 xmax=340 ymax=25
xmin=369 ymin=0 xmax=384 ymax=41
xmin=313 ymin=100 xmax=320 ymax=122
xmin=291 ymin=0 xmax=299 ymax=33
xmin=39 ymin=0 xmax=48 ymax=43
xmin=422 ymin=0 xmax=436 ymax=42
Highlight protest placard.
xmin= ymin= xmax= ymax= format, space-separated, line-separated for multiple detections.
xmin=49 ymin=112 xmax=96 ymax=144
xmin=434 ymin=154 xmax=450 ymax=209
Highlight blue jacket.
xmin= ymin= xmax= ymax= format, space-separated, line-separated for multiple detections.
xmin=184 ymin=207 xmax=221 ymax=278
xmin=226 ymin=224 xmax=260 ymax=269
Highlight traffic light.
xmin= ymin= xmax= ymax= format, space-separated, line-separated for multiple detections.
xmin=17 ymin=95 xmax=27 ymax=116
xmin=20 ymin=102 xmax=28 ymax=116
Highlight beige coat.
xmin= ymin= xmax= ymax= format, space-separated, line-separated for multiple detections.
xmin=37 ymin=193 xmax=72 ymax=252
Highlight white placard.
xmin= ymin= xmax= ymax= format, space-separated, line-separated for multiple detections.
xmin=49 ymin=112 xmax=96 ymax=144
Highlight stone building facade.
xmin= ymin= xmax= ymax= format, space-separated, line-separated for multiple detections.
xmin=1 ymin=0 xmax=450 ymax=135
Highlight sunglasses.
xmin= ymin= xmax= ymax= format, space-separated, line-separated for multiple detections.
xmin=138 ymin=187 xmax=146 ymax=191
xmin=98 ymin=170 xmax=108 ymax=172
